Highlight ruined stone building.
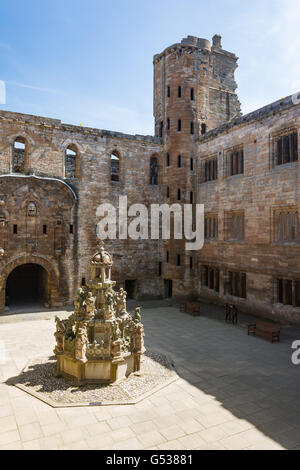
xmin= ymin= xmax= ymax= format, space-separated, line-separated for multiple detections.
xmin=0 ymin=34 xmax=300 ymax=324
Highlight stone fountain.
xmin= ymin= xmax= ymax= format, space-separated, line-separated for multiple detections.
xmin=54 ymin=242 xmax=145 ymax=384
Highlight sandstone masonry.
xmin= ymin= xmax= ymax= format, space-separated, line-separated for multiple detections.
xmin=0 ymin=34 xmax=300 ymax=325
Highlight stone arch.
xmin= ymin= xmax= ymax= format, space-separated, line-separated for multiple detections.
xmin=11 ymin=136 xmax=29 ymax=173
xmin=0 ymin=254 xmax=60 ymax=313
xmin=65 ymin=143 xmax=80 ymax=178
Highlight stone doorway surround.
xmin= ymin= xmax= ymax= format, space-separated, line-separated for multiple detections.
xmin=0 ymin=254 xmax=60 ymax=313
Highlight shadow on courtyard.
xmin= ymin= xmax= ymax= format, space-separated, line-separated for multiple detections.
xmin=4 ymin=299 xmax=300 ymax=449
xmin=140 ymin=300 xmax=300 ymax=450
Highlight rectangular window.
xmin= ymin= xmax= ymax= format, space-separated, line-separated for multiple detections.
xmin=81 ymin=278 xmax=86 ymax=286
xmin=13 ymin=224 xmax=17 ymax=234
xmin=166 ymin=153 xmax=170 ymax=167
xmin=43 ymin=225 xmax=47 ymax=235
xmin=191 ymin=88 xmax=194 ymax=101
xmin=275 ymin=131 xmax=298 ymax=165
xmin=177 ymin=189 xmax=181 ymax=201
xmin=177 ymin=254 xmax=181 ymax=266
xmin=190 ymin=192 xmax=193 ymax=204
xmin=190 ymin=257 xmax=193 ymax=269
xmin=178 ymin=86 xmax=181 ymax=98
xmin=167 ymin=118 xmax=170 ymax=130
xmin=227 ymin=271 xmax=246 ymax=298
xmin=190 ymin=122 xmax=194 ymax=135
xmin=166 ymin=251 xmax=169 ymax=263
xmin=274 ymin=209 xmax=299 ymax=243
xmin=225 ymin=212 xmax=245 ymax=241
xmin=177 ymin=155 xmax=181 ymax=168
xmin=166 ymin=186 xmax=170 ymax=198
xmin=160 ymin=121 xmax=164 ymax=138
xmin=158 ymin=262 xmax=162 ymax=277
xmin=167 ymin=86 xmax=170 ymax=98
xmin=190 ymin=158 xmax=194 ymax=171
xmin=70 ymin=224 xmax=74 ymax=234
xmin=276 ymin=278 xmax=300 ymax=306
xmin=202 ymin=266 xmax=220 ymax=293
xmin=204 ymin=215 xmax=218 ymax=240
xmin=203 ymin=157 xmax=218 ymax=182
xmin=226 ymin=147 xmax=244 ymax=176
xmin=177 ymin=120 xmax=182 ymax=132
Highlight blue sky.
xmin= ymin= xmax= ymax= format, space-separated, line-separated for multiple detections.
xmin=0 ymin=0 xmax=299 ymax=135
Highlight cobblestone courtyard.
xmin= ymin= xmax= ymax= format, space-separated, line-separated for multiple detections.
xmin=1 ymin=301 xmax=300 ymax=450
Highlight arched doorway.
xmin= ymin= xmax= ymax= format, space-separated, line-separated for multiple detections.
xmin=6 ymin=263 xmax=49 ymax=310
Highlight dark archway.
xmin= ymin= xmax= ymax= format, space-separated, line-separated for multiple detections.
xmin=6 ymin=263 xmax=49 ymax=309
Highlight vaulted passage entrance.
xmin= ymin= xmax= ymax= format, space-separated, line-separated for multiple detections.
xmin=6 ymin=264 xmax=49 ymax=310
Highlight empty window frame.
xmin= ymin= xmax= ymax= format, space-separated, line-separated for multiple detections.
xmin=150 ymin=156 xmax=158 ymax=185
xmin=12 ymin=137 xmax=27 ymax=173
xmin=202 ymin=266 xmax=220 ymax=292
xmin=190 ymin=122 xmax=195 ymax=135
xmin=65 ymin=145 xmax=78 ymax=178
xmin=177 ymin=155 xmax=181 ymax=168
xmin=274 ymin=209 xmax=299 ymax=243
xmin=190 ymin=88 xmax=194 ymax=101
xmin=274 ymin=130 xmax=298 ymax=166
xmin=204 ymin=214 xmax=218 ymax=240
xmin=225 ymin=212 xmax=245 ymax=241
xmin=177 ymin=119 xmax=182 ymax=132
xmin=178 ymin=86 xmax=182 ymax=98
xmin=110 ymin=151 xmax=120 ymax=182
xmin=201 ymin=123 xmax=207 ymax=135
xmin=167 ymin=86 xmax=170 ymax=98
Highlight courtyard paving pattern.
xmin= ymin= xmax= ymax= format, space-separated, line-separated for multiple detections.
xmin=1 ymin=301 xmax=300 ymax=450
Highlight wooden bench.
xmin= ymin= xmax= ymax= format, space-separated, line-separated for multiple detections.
xmin=180 ymin=302 xmax=201 ymax=317
xmin=248 ymin=321 xmax=280 ymax=343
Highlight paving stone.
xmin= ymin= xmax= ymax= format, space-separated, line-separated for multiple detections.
xmin=137 ymin=430 xmax=166 ymax=447
xmin=19 ymin=422 xmax=43 ymax=442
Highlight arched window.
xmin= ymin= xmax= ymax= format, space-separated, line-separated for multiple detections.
xmin=65 ymin=145 xmax=78 ymax=178
xmin=150 ymin=156 xmax=158 ymax=185
xmin=12 ymin=137 xmax=27 ymax=173
xmin=110 ymin=151 xmax=120 ymax=182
